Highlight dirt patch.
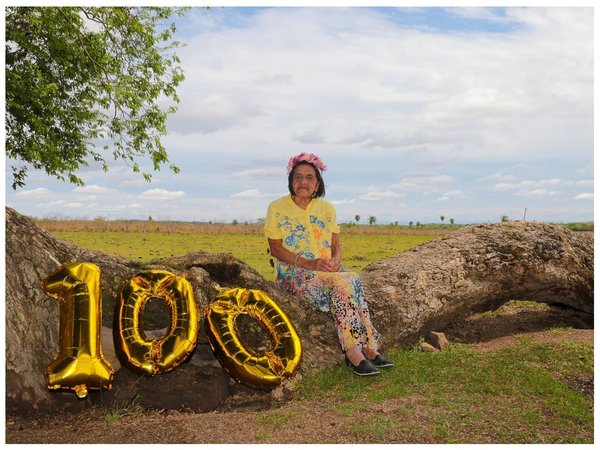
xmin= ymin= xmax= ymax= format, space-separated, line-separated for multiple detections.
xmin=5 ymin=301 xmax=593 ymax=444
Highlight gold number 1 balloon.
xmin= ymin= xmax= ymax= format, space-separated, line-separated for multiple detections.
xmin=42 ymin=262 xmax=114 ymax=398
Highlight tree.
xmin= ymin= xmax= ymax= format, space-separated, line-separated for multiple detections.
xmin=449 ymin=218 xmax=454 ymax=225
xmin=354 ymin=214 xmax=360 ymax=224
xmin=6 ymin=6 xmax=188 ymax=189
xmin=501 ymin=215 xmax=510 ymax=222
xmin=409 ymin=221 xmax=414 ymax=227
xmin=440 ymin=215 xmax=445 ymax=224
xmin=368 ymin=215 xmax=376 ymax=226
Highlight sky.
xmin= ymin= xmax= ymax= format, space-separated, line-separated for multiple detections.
xmin=4 ymin=6 xmax=595 ymax=225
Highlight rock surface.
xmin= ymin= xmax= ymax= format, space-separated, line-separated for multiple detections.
xmin=361 ymin=221 xmax=593 ymax=350
xmin=5 ymin=208 xmax=593 ymax=414
xmin=426 ymin=331 xmax=450 ymax=351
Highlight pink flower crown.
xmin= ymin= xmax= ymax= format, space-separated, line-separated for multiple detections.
xmin=287 ymin=152 xmax=327 ymax=174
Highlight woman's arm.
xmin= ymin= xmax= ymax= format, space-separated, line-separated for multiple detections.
xmin=330 ymin=233 xmax=342 ymax=271
xmin=268 ymin=238 xmax=335 ymax=272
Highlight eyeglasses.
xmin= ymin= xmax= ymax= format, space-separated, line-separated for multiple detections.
xmin=293 ymin=174 xmax=317 ymax=183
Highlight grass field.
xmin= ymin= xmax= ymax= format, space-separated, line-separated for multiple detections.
xmin=292 ymin=331 xmax=593 ymax=443
xmin=39 ymin=225 xmax=593 ymax=444
xmin=49 ymin=230 xmax=444 ymax=279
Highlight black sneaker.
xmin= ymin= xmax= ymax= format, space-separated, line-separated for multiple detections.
xmin=370 ymin=354 xmax=394 ymax=368
xmin=345 ymin=357 xmax=380 ymax=376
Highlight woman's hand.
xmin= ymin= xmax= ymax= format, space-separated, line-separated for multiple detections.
xmin=330 ymin=256 xmax=341 ymax=272
xmin=311 ymin=257 xmax=340 ymax=272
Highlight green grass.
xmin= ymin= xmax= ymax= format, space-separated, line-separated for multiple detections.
xmin=52 ymin=231 xmax=274 ymax=278
xmin=562 ymin=222 xmax=593 ymax=232
xmin=49 ymin=229 xmax=593 ymax=443
xmin=256 ymin=411 xmax=295 ymax=429
xmin=50 ymin=231 xmax=439 ymax=279
xmin=341 ymin=234 xmax=435 ymax=272
xmin=296 ymin=340 xmax=593 ymax=443
xmin=103 ymin=396 xmax=144 ymax=424
xmin=348 ymin=414 xmax=401 ymax=438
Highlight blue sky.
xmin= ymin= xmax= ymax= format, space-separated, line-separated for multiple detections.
xmin=4 ymin=6 xmax=594 ymax=224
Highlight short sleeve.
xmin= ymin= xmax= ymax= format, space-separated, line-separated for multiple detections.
xmin=264 ymin=201 xmax=282 ymax=240
xmin=328 ymin=203 xmax=341 ymax=234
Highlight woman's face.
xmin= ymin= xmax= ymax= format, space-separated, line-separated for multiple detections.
xmin=291 ymin=164 xmax=319 ymax=198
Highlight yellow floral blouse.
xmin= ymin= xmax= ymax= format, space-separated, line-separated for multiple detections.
xmin=264 ymin=194 xmax=341 ymax=260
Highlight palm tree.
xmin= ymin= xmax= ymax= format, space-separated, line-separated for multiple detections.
xmin=354 ymin=214 xmax=360 ymax=224
xmin=368 ymin=215 xmax=376 ymax=226
xmin=440 ymin=215 xmax=445 ymax=224
xmin=449 ymin=218 xmax=454 ymax=225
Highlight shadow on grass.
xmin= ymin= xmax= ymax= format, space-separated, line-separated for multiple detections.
xmin=444 ymin=301 xmax=593 ymax=344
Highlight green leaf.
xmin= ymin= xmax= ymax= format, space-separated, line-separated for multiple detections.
xmin=6 ymin=6 xmax=188 ymax=189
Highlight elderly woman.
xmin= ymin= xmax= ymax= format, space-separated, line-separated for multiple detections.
xmin=264 ymin=152 xmax=393 ymax=376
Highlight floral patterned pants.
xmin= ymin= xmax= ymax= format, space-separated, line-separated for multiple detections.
xmin=275 ymin=262 xmax=380 ymax=352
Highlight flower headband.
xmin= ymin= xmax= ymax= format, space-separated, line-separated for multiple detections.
xmin=287 ymin=152 xmax=327 ymax=174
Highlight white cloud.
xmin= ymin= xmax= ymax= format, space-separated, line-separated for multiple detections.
xmin=15 ymin=187 xmax=51 ymax=198
xmin=565 ymin=179 xmax=594 ymax=187
xmin=4 ymin=8 xmax=593 ymax=224
xmin=479 ymin=173 xmax=518 ymax=183
xmin=139 ymin=189 xmax=186 ymax=200
xmin=494 ymin=182 xmax=518 ymax=190
xmin=438 ymin=189 xmax=468 ymax=201
xmin=449 ymin=7 xmax=516 ymax=24
xmin=331 ymin=198 xmax=356 ymax=205
xmin=73 ymin=184 xmax=117 ymax=194
xmin=391 ymin=175 xmax=456 ymax=191
xmin=231 ymin=189 xmax=267 ymax=199
xmin=539 ymin=178 xmax=562 ymax=186
xmin=168 ymin=93 xmax=264 ymax=135
xmin=358 ymin=188 xmax=403 ymax=201
xmin=517 ymin=189 xmax=559 ymax=197
xmin=493 ymin=178 xmax=564 ymax=191
xmin=574 ymin=193 xmax=593 ymax=200
xmin=232 ymin=168 xmax=283 ymax=179
xmin=295 ymin=127 xmax=326 ymax=145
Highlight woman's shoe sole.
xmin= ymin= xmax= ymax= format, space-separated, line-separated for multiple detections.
xmin=375 ymin=362 xmax=394 ymax=368
xmin=351 ymin=368 xmax=380 ymax=376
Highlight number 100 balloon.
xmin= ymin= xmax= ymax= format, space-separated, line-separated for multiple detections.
xmin=42 ymin=263 xmax=302 ymax=398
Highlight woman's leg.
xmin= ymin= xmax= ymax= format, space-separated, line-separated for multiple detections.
xmin=345 ymin=344 xmax=364 ymax=366
xmin=300 ymin=271 xmax=380 ymax=359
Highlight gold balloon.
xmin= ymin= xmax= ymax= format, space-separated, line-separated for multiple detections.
xmin=42 ymin=262 xmax=114 ymax=398
xmin=115 ymin=270 xmax=198 ymax=375
xmin=204 ymin=288 xmax=302 ymax=390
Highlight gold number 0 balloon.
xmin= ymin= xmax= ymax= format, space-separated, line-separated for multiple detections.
xmin=115 ymin=270 xmax=198 ymax=375
xmin=204 ymin=288 xmax=302 ymax=390
xmin=42 ymin=262 xmax=114 ymax=398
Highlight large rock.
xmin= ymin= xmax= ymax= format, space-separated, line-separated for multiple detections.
xmin=4 ymin=207 xmax=338 ymax=414
xmin=5 ymin=208 xmax=593 ymax=414
xmin=361 ymin=221 xmax=593 ymax=349
xmin=6 ymin=207 xmax=138 ymax=414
